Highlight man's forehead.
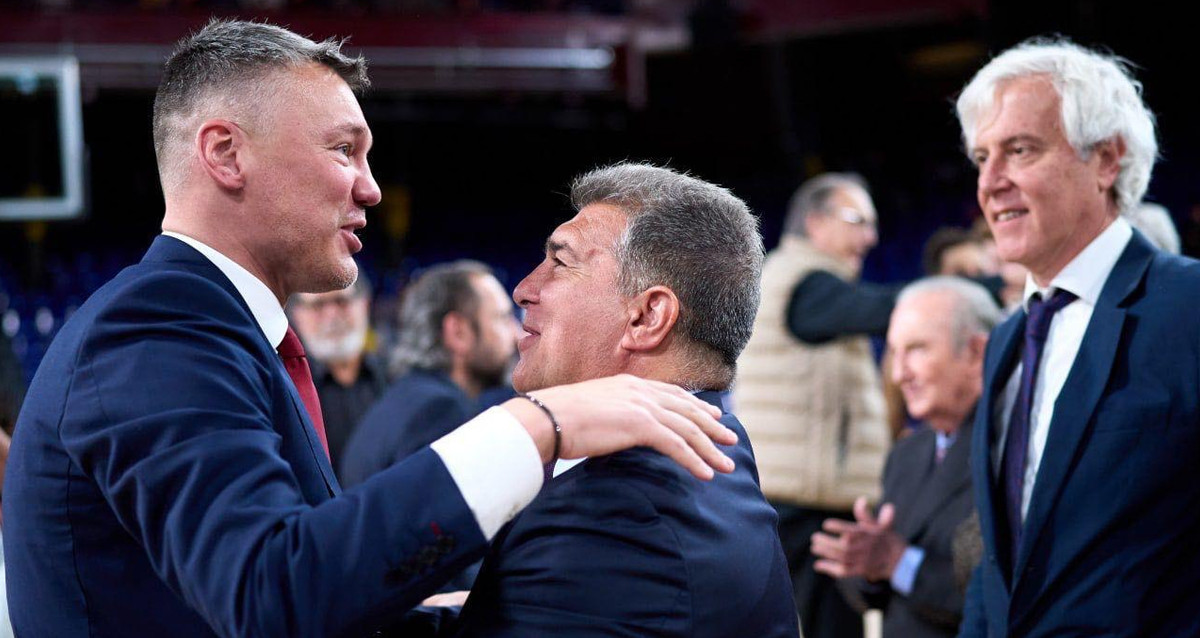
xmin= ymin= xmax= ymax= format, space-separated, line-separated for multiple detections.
xmin=972 ymin=75 xmax=1061 ymax=145
xmin=547 ymin=204 xmax=627 ymax=254
xmin=832 ymin=187 xmax=875 ymax=218
xmin=891 ymin=292 xmax=954 ymax=335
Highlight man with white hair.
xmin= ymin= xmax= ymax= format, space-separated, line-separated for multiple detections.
xmin=811 ymin=277 xmax=1000 ymax=638
xmin=956 ymin=38 xmax=1200 ymax=636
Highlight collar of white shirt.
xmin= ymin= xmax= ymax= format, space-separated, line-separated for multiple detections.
xmin=161 ymin=231 xmax=289 ymax=349
xmin=1021 ymin=216 xmax=1133 ymax=310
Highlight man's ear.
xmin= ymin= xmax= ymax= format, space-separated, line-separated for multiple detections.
xmin=196 ymin=119 xmax=248 ymax=191
xmin=442 ymin=311 xmax=475 ymax=357
xmin=620 ymin=285 xmax=680 ymax=353
xmin=966 ymin=332 xmax=988 ymax=366
xmin=1094 ymin=136 xmax=1126 ymax=194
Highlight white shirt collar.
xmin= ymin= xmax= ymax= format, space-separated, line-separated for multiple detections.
xmin=162 ymin=231 xmax=289 ymax=348
xmin=1022 ymin=216 xmax=1133 ymax=311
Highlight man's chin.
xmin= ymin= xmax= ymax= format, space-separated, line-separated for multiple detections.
xmin=510 ymin=366 xmax=545 ymax=394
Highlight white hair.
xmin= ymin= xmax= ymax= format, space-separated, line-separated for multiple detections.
xmin=897 ymin=276 xmax=1002 ymax=351
xmin=1125 ymin=202 xmax=1180 ymax=254
xmin=956 ymin=38 xmax=1158 ymax=214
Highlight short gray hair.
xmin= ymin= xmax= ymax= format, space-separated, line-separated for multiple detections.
xmin=570 ymin=162 xmax=764 ymax=388
xmin=1125 ymin=202 xmax=1180 ymax=254
xmin=390 ymin=260 xmax=492 ymax=376
xmin=956 ymin=38 xmax=1157 ymax=214
xmin=153 ymin=19 xmax=369 ymax=191
xmin=782 ymin=173 xmax=869 ymax=238
xmin=896 ymin=276 xmax=1002 ymax=351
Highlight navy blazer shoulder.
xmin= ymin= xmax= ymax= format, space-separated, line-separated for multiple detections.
xmin=3 ymin=236 xmax=488 ymax=638
xmin=961 ymin=232 xmax=1200 ymax=637
xmin=453 ymin=391 xmax=800 ymax=638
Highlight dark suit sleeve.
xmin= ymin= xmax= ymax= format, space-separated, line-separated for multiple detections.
xmin=456 ymin=472 xmax=691 ymax=637
xmin=904 ymin=549 xmax=965 ymax=630
xmin=60 ymin=272 xmax=487 ymax=638
xmin=956 ymin=563 xmax=986 ymax=638
xmin=786 ymin=271 xmax=900 ymax=344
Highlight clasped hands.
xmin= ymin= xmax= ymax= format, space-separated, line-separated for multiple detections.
xmin=811 ymin=496 xmax=908 ymax=582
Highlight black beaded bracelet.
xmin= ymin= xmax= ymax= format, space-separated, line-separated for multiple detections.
xmin=518 ymin=393 xmax=561 ymax=465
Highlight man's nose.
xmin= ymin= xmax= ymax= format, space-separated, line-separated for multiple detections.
xmin=355 ymin=163 xmax=383 ymax=208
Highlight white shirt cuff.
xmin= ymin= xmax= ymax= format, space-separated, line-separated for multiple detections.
xmin=429 ymin=406 xmax=543 ymax=540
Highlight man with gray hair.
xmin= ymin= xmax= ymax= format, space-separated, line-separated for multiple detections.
xmin=2 ymin=21 xmax=738 ymax=637
xmin=288 ymin=274 xmax=388 ymax=477
xmin=956 ymin=38 xmax=1200 ymax=636
xmin=449 ymin=162 xmax=799 ymax=637
xmin=811 ymin=277 xmax=1000 ymax=638
xmin=734 ymin=172 xmax=893 ymax=638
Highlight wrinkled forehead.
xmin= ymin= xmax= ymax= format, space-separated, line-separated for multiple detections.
xmin=967 ymin=74 xmax=1062 ymax=147
xmin=889 ymin=290 xmax=956 ymax=341
xmin=471 ymin=274 xmax=514 ymax=312
xmin=550 ymin=203 xmax=629 ymax=255
xmin=829 ymin=186 xmax=876 ymax=222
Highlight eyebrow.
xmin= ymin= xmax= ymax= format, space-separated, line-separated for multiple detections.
xmin=972 ymin=134 xmax=1042 ymax=153
xmin=545 ymin=238 xmax=580 ymax=260
xmin=330 ymin=123 xmax=372 ymax=147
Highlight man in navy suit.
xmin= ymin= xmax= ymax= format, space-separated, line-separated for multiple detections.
xmin=1 ymin=21 xmax=739 ymax=637
xmin=449 ymin=163 xmax=800 ymax=637
xmin=955 ymin=39 xmax=1200 ymax=636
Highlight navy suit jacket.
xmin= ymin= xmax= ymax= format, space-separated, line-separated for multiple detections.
xmin=2 ymin=237 xmax=488 ymax=637
xmin=451 ymin=391 xmax=800 ymax=638
xmin=959 ymin=232 xmax=1200 ymax=637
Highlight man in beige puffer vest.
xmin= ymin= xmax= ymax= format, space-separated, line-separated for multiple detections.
xmin=734 ymin=173 xmax=893 ymax=638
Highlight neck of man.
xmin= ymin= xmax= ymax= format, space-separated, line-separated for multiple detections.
xmin=626 ymin=350 xmax=730 ymax=394
xmin=1029 ymin=206 xmax=1120 ymax=287
xmin=449 ymin=363 xmax=482 ymax=400
xmin=327 ymin=354 xmax=364 ymax=387
xmin=163 ymin=197 xmax=289 ymax=305
xmin=926 ymin=392 xmax=979 ymax=436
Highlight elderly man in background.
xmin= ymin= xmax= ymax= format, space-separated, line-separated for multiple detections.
xmin=288 ymin=274 xmax=388 ymax=477
xmin=957 ymin=39 xmax=1200 ymax=636
xmin=450 ymin=162 xmax=800 ymax=637
xmin=343 ymin=261 xmax=517 ymax=488
xmin=2 ymin=21 xmax=737 ymax=637
xmin=735 ymin=172 xmax=892 ymax=638
xmin=1125 ymin=201 xmax=1181 ymax=254
xmin=812 ymin=277 xmax=1000 ymax=638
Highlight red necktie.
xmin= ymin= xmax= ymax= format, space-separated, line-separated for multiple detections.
xmin=277 ymin=326 xmax=330 ymax=459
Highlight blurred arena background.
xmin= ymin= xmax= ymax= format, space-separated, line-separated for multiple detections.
xmin=1 ymin=0 xmax=1197 ymax=381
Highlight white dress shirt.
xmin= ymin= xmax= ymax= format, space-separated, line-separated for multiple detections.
xmin=990 ymin=217 xmax=1133 ymax=521
xmin=162 ymin=232 xmax=542 ymax=539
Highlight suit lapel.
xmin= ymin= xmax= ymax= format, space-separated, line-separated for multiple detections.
xmin=903 ymin=422 xmax=973 ymax=542
xmin=1011 ymin=235 xmax=1153 ymax=591
xmin=150 ymin=236 xmax=341 ymax=497
xmin=975 ymin=311 xmax=1024 ymax=588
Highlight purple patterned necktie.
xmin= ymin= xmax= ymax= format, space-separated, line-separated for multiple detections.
xmin=1001 ymin=289 xmax=1076 ymax=570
